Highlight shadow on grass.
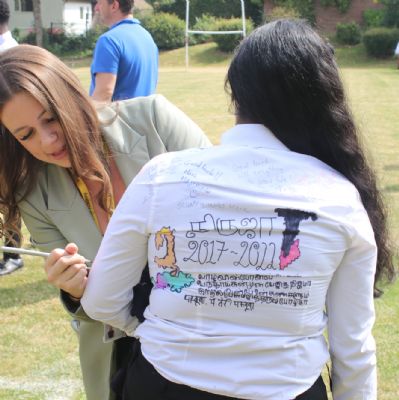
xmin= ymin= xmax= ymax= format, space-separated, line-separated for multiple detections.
xmin=0 ymin=279 xmax=58 ymax=309
xmin=384 ymin=185 xmax=399 ymax=193
xmin=384 ymin=164 xmax=399 ymax=171
xmin=189 ymin=44 xmax=231 ymax=65
xmin=61 ymin=42 xmax=395 ymax=70
xmin=335 ymin=43 xmax=394 ymax=69
xmin=160 ymin=42 xmax=231 ymax=68
xmin=62 ymin=56 xmax=92 ymax=69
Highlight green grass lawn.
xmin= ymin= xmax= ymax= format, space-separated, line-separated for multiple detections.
xmin=1 ymin=42 xmax=398 ymax=399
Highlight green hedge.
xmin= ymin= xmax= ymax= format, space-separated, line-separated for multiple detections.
xmin=213 ymin=18 xmax=254 ymax=53
xmin=381 ymin=0 xmax=399 ymax=28
xmin=272 ymin=0 xmax=315 ymax=23
xmin=141 ymin=12 xmax=185 ymax=50
xmin=362 ymin=8 xmax=385 ymax=28
xmin=139 ymin=13 xmax=253 ymax=52
xmin=363 ymin=27 xmax=399 ymax=58
xmin=191 ymin=14 xmax=219 ymax=44
xmin=336 ymin=22 xmax=361 ymax=45
xmin=147 ymin=0 xmax=264 ymax=26
xmin=14 ymin=26 xmax=106 ymax=56
xmin=265 ymin=6 xmax=301 ymax=22
xmin=320 ymin=0 xmax=352 ymax=14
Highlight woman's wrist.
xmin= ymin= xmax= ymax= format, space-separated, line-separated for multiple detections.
xmin=68 ymin=293 xmax=82 ymax=302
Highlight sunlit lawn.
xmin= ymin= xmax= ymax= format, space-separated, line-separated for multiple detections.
xmin=1 ymin=42 xmax=398 ymax=399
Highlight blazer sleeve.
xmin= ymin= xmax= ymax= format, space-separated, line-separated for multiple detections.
xmin=18 ymin=197 xmax=68 ymax=253
xmin=18 ymin=194 xmax=93 ymax=321
xmin=149 ymin=94 xmax=212 ymax=151
xmin=107 ymin=94 xmax=212 ymax=155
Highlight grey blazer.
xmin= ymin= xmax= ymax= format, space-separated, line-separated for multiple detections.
xmin=18 ymin=94 xmax=211 ymax=400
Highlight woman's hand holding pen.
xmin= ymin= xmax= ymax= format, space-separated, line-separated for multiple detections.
xmin=45 ymin=243 xmax=88 ymax=301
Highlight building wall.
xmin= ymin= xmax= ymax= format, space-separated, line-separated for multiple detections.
xmin=315 ymin=0 xmax=382 ymax=32
xmin=8 ymin=0 xmax=92 ymax=35
xmin=8 ymin=0 xmax=33 ymax=33
xmin=263 ymin=0 xmax=383 ymax=33
xmin=63 ymin=1 xmax=93 ymax=34
xmin=9 ymin=0 xmax=64 ymax=33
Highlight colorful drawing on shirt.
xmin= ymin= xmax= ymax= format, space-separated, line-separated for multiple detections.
xmin=274 ymin=208 xmax=318 ymax=270
xmin=153 ymin=226 xmax=195 ymax=293
xmin=154 ymin=227 xmax=180 ymax=276
xmin=153 ymin=271 xmax=195 ymax=293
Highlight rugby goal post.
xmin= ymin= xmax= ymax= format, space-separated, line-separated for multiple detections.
xmin=185 ymin=0 xmax=247 ymax=68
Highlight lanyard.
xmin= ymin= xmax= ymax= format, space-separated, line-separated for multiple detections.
xmin=75 ymin=177 xmax=115 ymax=231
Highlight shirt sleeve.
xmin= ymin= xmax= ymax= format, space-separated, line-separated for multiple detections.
xmin=91 ymin=35 xmax=120 ymax=75
xmin=326 ymin=207 xmax=377 ymax=400
xmin=81 ymin=171 xmax=153 ymax=335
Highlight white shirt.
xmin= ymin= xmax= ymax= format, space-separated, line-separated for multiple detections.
xmin=0 ymin=31 xmax=18 ymax=52
xmin=82 ymin=124 xmax=377 ymax=400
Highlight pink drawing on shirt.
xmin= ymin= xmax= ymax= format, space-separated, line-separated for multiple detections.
xmin=154 ymin=273 xmax=168 ymax=289
xmin=279 ymin=239 xmax=300 ymax=270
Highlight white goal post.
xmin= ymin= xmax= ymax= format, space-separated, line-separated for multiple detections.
xmin=185 ymin=0 xmax=247 ymax=68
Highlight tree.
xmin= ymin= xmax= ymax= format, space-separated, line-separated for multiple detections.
xmin=373 ymin=0 xmax=399 ymax=27
xmin=381 ymin=0 xmax=399 ymax=27
xmin=147 ymin=0 xmax=264 ymax=25
xmin=32 ymin=0 xmax=43 ymax=47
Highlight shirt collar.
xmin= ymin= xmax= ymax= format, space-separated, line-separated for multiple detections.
xmin=221 ymin=124 xmax=290 ymax=151
xmin=0 ymin=31 xmax=12 ymax=44
xmin=110 ymin=18 xmax=140 ymax=30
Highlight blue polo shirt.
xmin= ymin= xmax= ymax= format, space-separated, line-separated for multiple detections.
xmin=90 ymin=18 xmax=158 ymax=101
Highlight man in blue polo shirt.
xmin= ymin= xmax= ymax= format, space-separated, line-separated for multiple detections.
xmin=90 ymin=0 xmax=158 ymax=102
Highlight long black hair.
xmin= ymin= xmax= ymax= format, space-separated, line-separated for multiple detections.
xmin=226 ymin=19 xmax=395 ymax=295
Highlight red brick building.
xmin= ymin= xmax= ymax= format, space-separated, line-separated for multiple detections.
xmin=263 ymin=0 xmax=383 ymax=33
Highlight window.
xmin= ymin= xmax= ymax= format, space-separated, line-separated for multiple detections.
xmin=80 ymin=6 xmax=84 ymax=19
xmin=15 ymin=0 xmax=33 ymax=12
xmin=22 ymin=0 xmax=33 ymax=11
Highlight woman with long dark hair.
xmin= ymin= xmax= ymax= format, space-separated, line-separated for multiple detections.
xmin=225 ymin=18 xmax=394 ymax=296
xmin=81 ymin=19 xmax=394 ymax=399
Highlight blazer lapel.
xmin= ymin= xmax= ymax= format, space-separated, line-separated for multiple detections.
xmin=46 ymin=165 xmax=102 ymax=260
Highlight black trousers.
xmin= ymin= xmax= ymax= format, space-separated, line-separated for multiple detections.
xmin=112 ymin=337 xmax=138 ymax=400
xmin=117 ymin=341 xmax=328 ymax=400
